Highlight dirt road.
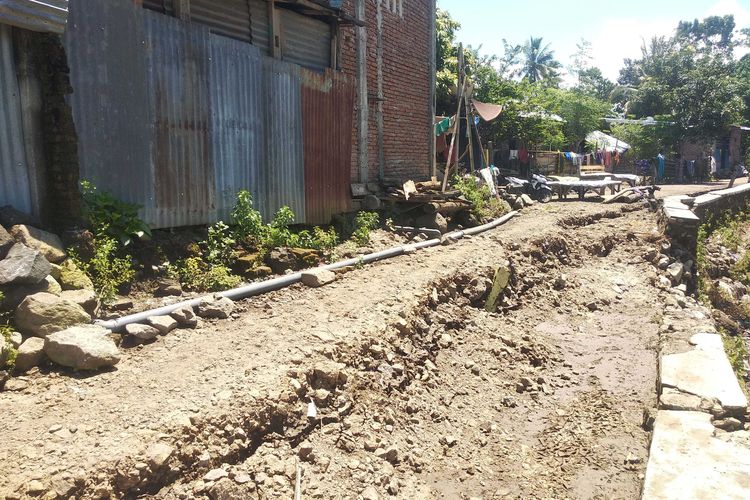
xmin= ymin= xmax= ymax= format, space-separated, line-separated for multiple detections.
xmin=0 ymin=201 xmax=668 ymax=499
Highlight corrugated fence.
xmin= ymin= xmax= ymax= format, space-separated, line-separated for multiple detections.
xmin=64 ymin=0 xmax=353 ymax=228
xmin=0 ymin=24 xmax=32 ymax=214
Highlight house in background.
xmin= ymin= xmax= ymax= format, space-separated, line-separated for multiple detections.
xmin=0 ymin=0 xmax=436 ymax=229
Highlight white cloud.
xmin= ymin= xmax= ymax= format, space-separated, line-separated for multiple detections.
xmin=586 ymin=0 xmax=750 ymax=83
xmin=588 ymin=18 xmax=674 ymax=82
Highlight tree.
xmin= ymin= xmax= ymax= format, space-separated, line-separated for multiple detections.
xmin=576 ymin=67 xmax=616 ymax=102
xmin=622 ymin=16 xmax=746 ymax=144
xmin=521 ymin=37 xmax=561 ymax=84
xmin=569 ymin=38 xmax=593 ymax=81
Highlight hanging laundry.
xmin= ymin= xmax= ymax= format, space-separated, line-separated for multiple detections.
xmin=657 ymin=153 xmax=666 ymax=180
xmin=434 ymin=117 xmax=451 ymax=136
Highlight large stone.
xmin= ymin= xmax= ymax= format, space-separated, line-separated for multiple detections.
xmin=124 ymin=323 xmax=160 ymax=342
xmin=0 ymin=225 xmax=13 ymax=259
xmin=10 ymin=225 xmax=66 ymax=263
xmin=14 ymin=292 xmax=91 ymax=338
xmin=301 ymin=269 xmax=336 ymax=288
xmin=60 ymin=289 xmax=99 ymax=316
xmin=0 ymin=244 xmax=51 ymax=286
xmin=14 ymin=337 xmax=46 ymax=372
xmin=44 ymin=324 xmax=120 ymax=370
xmin=415 ymin=212 xmax=448 ymax=234
xmin=642 ymin=410 xmax=750 ymax=499
xmin=196 ymin=296 xmax=235 ymax=319
xmin=666 ymin=262 xmax=684 ymax=285
xmin=146 ymin=315 xmax=178 ymax=335
xmin=170 ymin=306 xmax=198 ymax=328
xmin=58 ymin=260 xmax=94 ymax=291
xmin=154 ymin=279 xmax=182 ymax=297
xmin=0 ymin=276 xmax=65 ymax=312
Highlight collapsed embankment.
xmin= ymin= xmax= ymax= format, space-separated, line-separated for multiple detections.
xmin=0 ymin=202 xmax=668 ymax=499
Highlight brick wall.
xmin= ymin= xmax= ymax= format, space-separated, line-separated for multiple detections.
xmin=340 ymin=0 xmax=432 ymax=184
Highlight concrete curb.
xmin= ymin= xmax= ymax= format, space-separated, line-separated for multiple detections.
xmin=642 ymin=294 xmax=750 ymax=499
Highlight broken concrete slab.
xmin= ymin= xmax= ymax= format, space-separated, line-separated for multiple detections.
xmin=659 ymin=388 xmax=713 ymax=413
xmin=301 ymin=269 xmax=336 ymax=288
xmin=642 ymin=410 xmax=750 ymax=499
xmin=661 ymin=347 xmax=747 ymax=412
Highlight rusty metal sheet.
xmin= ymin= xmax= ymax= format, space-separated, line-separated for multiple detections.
xmin=301 ymin=68 xmax=354 ymax=224
xmin=65 ymin=0 xmax=154 ymax=220
xmin=0 ymin=0 xmax=68 ymax=34
xmin=145 ymin=11 xmax=215 ymax=228
xmin=0 ymin=23 xmax=31 ymax=213
xmin=262 ymin=57 xmax=305 ymax=223
xmin=209 ymin=34 xmax=264 ymax=221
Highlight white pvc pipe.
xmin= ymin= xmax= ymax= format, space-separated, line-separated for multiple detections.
xmin=99 ymin=211 xmax=518 ymax=331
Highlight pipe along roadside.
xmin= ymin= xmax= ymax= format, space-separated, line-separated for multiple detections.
xmin=99 ymin=211 xmax=519 ymax=332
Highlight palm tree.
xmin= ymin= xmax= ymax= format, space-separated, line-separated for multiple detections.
xmin=522 ymin=37 xmax=561 ymax=83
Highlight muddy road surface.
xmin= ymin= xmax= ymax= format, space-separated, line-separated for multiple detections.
xmin=0 ymin=202 xmax=668 ymax=499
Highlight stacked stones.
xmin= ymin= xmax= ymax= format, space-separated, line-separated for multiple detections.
xmin=0 ymin=206 xmax=117 ymax=376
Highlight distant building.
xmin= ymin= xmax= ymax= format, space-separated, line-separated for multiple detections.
xmin=0 ymin=0 xmax=436 ymax=228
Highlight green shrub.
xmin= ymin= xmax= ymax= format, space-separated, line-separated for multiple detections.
xmin=1 ymin=321 xmax=17 ymax=369
xmin=230 ymin=190 xmax=266 ymax=244
xmin=71 ymin=236 xmax=135 ymax=306
xmin=296 ymin=226 xmax=339 ymax=251
xmin=266 ymin=206 xmax=297 ymax=248
xmin=352 ymin=211 xmax=379 ymax=246
xmin=80 ymin=180 xmax=151 ymax=246
xmin=453 ymin=175 xmax=509 ymax=222
xmin=203 ymin=221 xmax=236 ymax=267
xmin=169 ymin=257 xmax=242 ymax=292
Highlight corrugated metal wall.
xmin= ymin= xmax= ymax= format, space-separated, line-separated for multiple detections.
xmin=65 ymin=0 xmax=154 ymax=218
xmin=280 ymin=8 xmax=331 ymax=71
xmin=302 ymin=68 xmax=354 ymax=223
xmin=145 ymin=12 xmax=215 ymax=228
xmin=0 ymin=0 xmax=68 ymax=34
xmin=0 ymin=24 xmax=32 ymax=213
xmin=262 ymin=57 xmax=305 ymax=222
xmin=210 ymin=35 xmax=264 ymax=221
xmin=65 ymin=0 xmax=353 ymax=228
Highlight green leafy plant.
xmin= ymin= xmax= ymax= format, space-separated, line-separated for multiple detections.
xmin=352 ymin=212 xmax=379 ymax=246
xmin=203 ymin=221 xmax=236 ymax=267
xmin=1 ymin=320 xmax=17 ymax=370
xmin=80 ymin=180 xmax=152 ymax=246
xmin=70 ymin=236 xmax=135 ymax=306
xmin=230 ymin=190 xmax=266 ymax=244
xmin=295 ymin=226 xmax=339 ymax=251
xmin=453 ymin=175 xmax=510 ymax=222
xmin=169 ymin=257 xmax=241 ymax=292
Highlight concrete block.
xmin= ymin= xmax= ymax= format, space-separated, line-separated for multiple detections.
xmin=643 ymin=410 xmax=750 ymax=499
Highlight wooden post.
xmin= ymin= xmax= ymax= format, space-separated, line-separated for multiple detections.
xmin=355 ymin=0 xmax=368 ymax=183
xmin=441 ymin=79 xmax=465 ymax=192
xmin=268 ymin=0 xmax=281 ymax=58
xmin=174 ymin=0 xmax=190 ymax=20
xmin=466 ymin=92 xmax=475 ymax=173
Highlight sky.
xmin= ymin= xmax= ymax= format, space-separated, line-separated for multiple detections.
xmin=437 ymin=0 xmax=750 ymax=84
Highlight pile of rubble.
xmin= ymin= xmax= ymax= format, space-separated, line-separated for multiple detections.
xmin=0 ymin=207 xmax=106 ymax=381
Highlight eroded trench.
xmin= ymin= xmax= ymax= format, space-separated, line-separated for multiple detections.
xmin=62 ymin=208 xmax=666 ymax=500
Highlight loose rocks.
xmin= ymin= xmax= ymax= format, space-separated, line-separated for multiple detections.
xmin=60 ymin=289 xmax=99 ymax=316
xmin=58 ymin=260 xmax=94 ymax=291
xmin=0 ymin=225 xmax=13 ymax=258
xmin=196 ymin=296 xmax=235 ymax=319
xmin=170 ymin=306 xmax=198 ymax=328
xmin=0 ymin=244 xmax=51 ymax=286
xmin=301 ymin=269 xmax=336 ymax=288
xmin=10 ymin=225 xmax=66 ymax=263
xmin=154 ymin=279 xmax=183 ymax=297
xmin=14 ymin=292 xmax=91 ymax=337
xmin=124 ymin=324 xmax=161 ymax=342
xmin=146 ymin=315 xmax=179 ymax=335
xmin=44 ymin=325 xmax=120 ymax=370
xmin=14 ymin=337 xmax=46 ymax=372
